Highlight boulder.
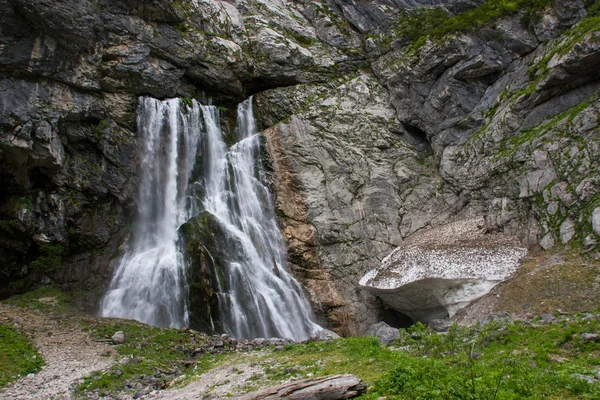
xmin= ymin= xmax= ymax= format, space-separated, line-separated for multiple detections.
xmin=314 ymin=329 xmax=341 ymax=341
xmin=593 ymin=207 xmax=600 ymax=236
xmin=428 ymin=319 xmax=453 ymax=333
xmin=111 ymin=331 xmax=125 ymax=344
xmin=365 ymin=322 xmax=398 ymax=344
xmin=359 ymin=218 xmax=527 ymax=323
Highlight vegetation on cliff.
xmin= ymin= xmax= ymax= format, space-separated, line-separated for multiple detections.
xmin=394 ymin=0 xmax=552 ymax=48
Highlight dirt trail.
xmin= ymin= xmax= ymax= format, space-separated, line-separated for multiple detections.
xmin=0 ymin=301 xmax=117 ymax=400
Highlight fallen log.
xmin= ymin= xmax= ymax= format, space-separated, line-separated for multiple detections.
xmin=234 ymin=374 xmax=367 ymax=399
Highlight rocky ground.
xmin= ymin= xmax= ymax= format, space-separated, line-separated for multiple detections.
xmin=2 ymin=246 xmax=600 ymax=399
xmin=0 ymin=301 xmax=116 ymax=399
xmin=0 ymin=298 xmax=264 ymax=399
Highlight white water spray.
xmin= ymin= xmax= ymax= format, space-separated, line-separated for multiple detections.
xmin=200 ymin=99 xmax=319 ymax=340
xmin=100 ymin=98 xmax=200 ymax=328
xmin=101 ymin=97 xmax=319 ymax=340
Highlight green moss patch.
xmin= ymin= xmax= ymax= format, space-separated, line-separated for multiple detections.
xmin=3 ymin=287 xmax=72 ymax=313
xmin=394 ymin=0 xmax=553 ymax=51
xmin=0 ymin=324 xmax=44 ymax=387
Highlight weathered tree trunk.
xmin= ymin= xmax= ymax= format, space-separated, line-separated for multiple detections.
xmin=234 ymin=374 xmax=367 ymax=399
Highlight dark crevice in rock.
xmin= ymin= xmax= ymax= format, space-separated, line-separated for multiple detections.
xmin=379 ymin=304 xmax=413 ymax=329
xmin=28 ymin=167 xmax=56 ymax=191
xmin=400 ymin=122 xmax=433 ymax=153
xmin=245 ymin=78 xmax=319 ymax=99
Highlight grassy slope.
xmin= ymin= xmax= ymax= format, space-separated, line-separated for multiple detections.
xmin=75 ymin=313 xmax=600 ymax=399
xmin=3 ymin=257 xmax=600 ymax=399
xmin=0 ymin=325 xmax=44 ymax=387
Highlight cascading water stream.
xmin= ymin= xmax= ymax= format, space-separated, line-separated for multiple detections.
xmin=100 ymin=97 xmax=201 ymax=328
xmin=101 ymin=96 xmax=319 ymax=340
xmin=200 ymin=99 xmax=319 ymax=340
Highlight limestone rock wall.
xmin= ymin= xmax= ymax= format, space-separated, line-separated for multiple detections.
xmin=1 ymin=0 xmax=599 ymax=334
xmin=0 ymin=0 xmax=361 ymax=305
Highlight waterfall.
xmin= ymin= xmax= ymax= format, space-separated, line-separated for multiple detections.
xmin=101 ymin=96 xmax=319 ymax=340
xmin=100 ymin=98 xmax=200 ymax=328
xmin=200 ymin=99 xmax=319 ymax=340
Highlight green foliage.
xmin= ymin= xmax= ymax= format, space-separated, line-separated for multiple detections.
xmin=395 ymin=0 xmax=553 ymax=49
xmin=493 ymin=91 xmax=598 ymax=161
xmin=181 ymin=97 xmax=193 ymax=108
xmin=29 ymin=243 xmax=67 ymax=275
xmin=528 ymin=14 xmax=600 ymax=81
xmin=364 ymin=318 xmax=600 ymax=399
xmin=588 ymin=0 xmax=600 ymax=16
xmin=92 ymin=119 xmax=111 ymax=141
xmin=0 ymin=324 xmax=44 ymax=387
xmin=78 ymin=320 xmax=223 ymax=396
xmin=3 ymin=287 xmax=72 ymax=312
xmin=289 ymin=32 xmax=315 ymax=47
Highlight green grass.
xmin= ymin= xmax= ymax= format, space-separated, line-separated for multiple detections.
xmin=5 ymin=291 xmax=597 ymax=399
xmin=77 ymin=319 xmax=223 ymax=396
xmin=528 ymin=14 xmax=600 ymax=81
xmin=492 ymin=91 xmax=598 ymax=161
xmin=167 ymin=316 xmax=600 ymax=398
xmin=3 ymin=287 xmax=72 ymax=312
xmin=394 ymin=0 xmax=553 ymax=50
xmin=0 ymin=324 xmax=44 ymax=387
xmin=361 ymin=320 xmax=600 ymax=399
xmin=261 ymin=337 xmax=401 ymax=385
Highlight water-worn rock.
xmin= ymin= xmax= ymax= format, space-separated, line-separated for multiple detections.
xmin=593 ymin=208 xmax=600 ymax=236
xmin=429 ymin=319 xmax=453 ymax=333
xmin=581 ymin=333 xmax=600 ymax=344
xmin=256 ymin=72 xmax=465 ymax=334
xmin=360 ymin=218 xmax=528 ymax=323
xmin=315 ymin=329 xmax=341 ymax=341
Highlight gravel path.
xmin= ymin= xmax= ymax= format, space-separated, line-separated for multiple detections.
xmin=0 ymin=302 xmax=117 ymax=400
xmin=141 ymin=363 xmax=264 ymax=400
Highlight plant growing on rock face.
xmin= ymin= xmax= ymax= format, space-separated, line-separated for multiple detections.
xmin=29 ymin=243 xmax=67 ymax=276
xmin=394 ymin=0 xmax=554 ymax=50
xmin=181 ymin=97 xmax=193 ymax=109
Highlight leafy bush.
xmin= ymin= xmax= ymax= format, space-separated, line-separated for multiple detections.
xmin=29 ymin=243 xmax=66 ymax=275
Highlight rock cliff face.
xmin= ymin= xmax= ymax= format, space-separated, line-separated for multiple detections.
xmin=1 ymin=0 xmax=599 ymax=335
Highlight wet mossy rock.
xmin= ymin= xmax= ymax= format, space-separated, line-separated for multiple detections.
xmin=179 ymin=212 xmax=224 ymax=333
